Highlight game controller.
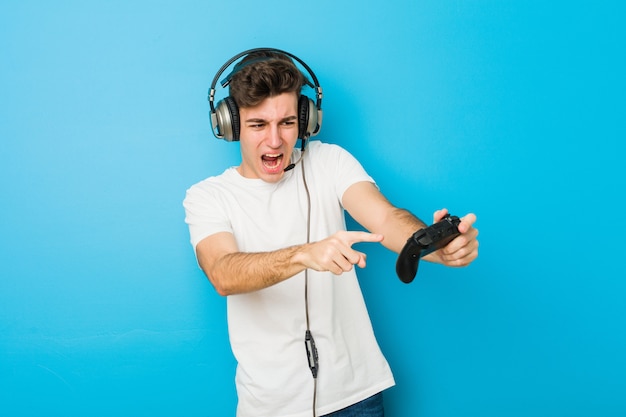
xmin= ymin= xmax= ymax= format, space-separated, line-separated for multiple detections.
xmin=396 ymin=214 xmax=461 ymax=283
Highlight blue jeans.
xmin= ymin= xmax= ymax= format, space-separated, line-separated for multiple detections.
xmin=321 ymin=392 xmax=384 ymax=417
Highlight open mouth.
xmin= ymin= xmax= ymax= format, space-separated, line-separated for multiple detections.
xmin=261 ymin=153 xmax=284 ymax=172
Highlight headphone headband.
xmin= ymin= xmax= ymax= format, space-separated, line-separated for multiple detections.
xmin=208 ymin=48 xmax=322 ymax=111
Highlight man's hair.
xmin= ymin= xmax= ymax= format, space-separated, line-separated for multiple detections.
xmin=229 ymin=51 xmax=306 ymax=108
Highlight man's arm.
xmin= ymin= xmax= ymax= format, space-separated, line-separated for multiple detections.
xmin=342 ymin=181 xmax=479 ymax=267
xmin=196 ymin=230 xmax=383 ymax=296
xmin=342 ymin=181 xmax=427 ymax=252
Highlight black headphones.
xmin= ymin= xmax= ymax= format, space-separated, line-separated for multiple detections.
xmin=208 ymin=48 xmax=323 ymax=142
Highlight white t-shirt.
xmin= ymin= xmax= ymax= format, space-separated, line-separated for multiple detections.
xmin=184 ymin=141 xmax=395 ymax=417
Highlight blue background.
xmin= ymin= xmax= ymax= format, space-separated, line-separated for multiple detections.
xmin=1 ymin=1 xmax=625 ymax=416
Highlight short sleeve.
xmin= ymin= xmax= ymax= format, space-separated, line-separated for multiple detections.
xmin=183 ymin=179 xmax=233 ymax=251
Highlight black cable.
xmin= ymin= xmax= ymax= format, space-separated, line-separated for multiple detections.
xmin=303 ymin=146 xmax=312 ymax=330
xmin=300 ymin=140 xmax=318 ymax=417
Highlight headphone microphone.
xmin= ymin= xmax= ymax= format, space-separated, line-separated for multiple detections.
xmin=284 ymin=134 xmax=310 ymax=172
xmin=284 ymin=161 xmax=298 ymax=172
xmin=208 ymin=48 xmax=323 ymax=143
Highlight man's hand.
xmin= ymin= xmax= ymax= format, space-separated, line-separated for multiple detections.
xmin=296 ymin=231 xmax=384 ymax=275
xmin=425 ymin=208 xmax=479 ymax=267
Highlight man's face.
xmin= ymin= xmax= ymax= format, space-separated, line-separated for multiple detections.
xmin=237 ymin=92 xmax=299 ymax=183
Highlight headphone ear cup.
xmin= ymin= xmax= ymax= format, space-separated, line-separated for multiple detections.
xmin=215 ymin=96 xmax=241 ymax=141
xmin=298 ymin=95 xmax=319 ymax=139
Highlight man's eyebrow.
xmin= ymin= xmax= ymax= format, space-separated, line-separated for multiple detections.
xmin=244 ymin=115 xmax=298 ymax=123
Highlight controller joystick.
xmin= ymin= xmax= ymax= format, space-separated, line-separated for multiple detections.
xmin=396 ymin=214 xmax=461 ymax=283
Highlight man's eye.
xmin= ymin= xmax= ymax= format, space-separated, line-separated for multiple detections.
xmin=282 ymin=120 xmax=296 ymax=126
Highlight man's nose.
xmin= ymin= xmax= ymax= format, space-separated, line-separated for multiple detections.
xmin=266 ymin=124 xmax=282 ymax=147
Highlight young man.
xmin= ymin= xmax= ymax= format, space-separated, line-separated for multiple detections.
xmin=184 ymin=49 xmax=479 ymax=417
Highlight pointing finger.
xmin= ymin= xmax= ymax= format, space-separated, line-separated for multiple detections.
xmin=343 ymin=231 xmax=384 ymax=245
